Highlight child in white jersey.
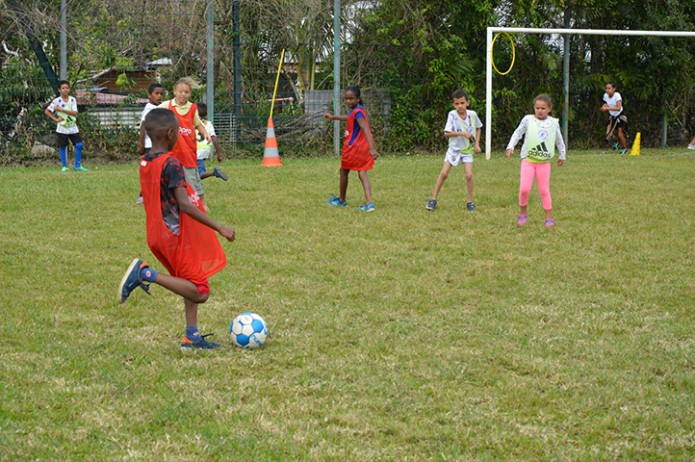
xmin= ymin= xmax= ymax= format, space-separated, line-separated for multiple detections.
xmin=426 ymin=89 xmax=482 ymax=212
xmin=196 ymin=103 xmax=227 ymax=182
xmin=601 ymin=82 xmax=628 ymax=154
xmin=506 ymin=94 xmax=566 ymax=228
xmin=136 ymin=83 xmax=164 ymax=203
xmin=44 ymin=80 xmax=87 ymax=172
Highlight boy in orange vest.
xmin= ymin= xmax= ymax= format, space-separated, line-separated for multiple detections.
xmin=118 ymin=108 xmax=235 ymax=349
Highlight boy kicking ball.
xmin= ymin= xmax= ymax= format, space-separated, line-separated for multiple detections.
xmin=118 ymin=108 xmax=236 ymax=350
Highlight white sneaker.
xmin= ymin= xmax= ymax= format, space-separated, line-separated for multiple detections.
xmin=688 ymin=144 xmax=695 ymax=150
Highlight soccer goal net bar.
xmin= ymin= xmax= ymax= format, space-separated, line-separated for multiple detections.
xmin=484 ymin=27 xmax=695 ymax=159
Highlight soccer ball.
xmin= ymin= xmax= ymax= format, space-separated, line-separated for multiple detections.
xmin=230 ymin=312 xmax=268 ymax=349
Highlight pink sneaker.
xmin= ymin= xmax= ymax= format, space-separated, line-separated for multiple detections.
xmin=517 ymin=214 xmax=528 ymax=227
xmin=545 ymin=219 xmax=555 ymax=227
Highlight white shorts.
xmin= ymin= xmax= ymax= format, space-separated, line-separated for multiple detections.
xmin=445 ymin=150 xmax=473 ymax=166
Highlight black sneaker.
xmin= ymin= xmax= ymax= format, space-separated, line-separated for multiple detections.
xmin=213 ymin=166 xmax=229 ymax=181
xmin=426 ymin=199 xmax=437 ymax=211
xmin=118 ymin=258 xmax=151 ymax=303
xmin=181 ymin=333 xmax=221 ymax=350
xmin=466 ymin=202 xmax=476 ymax=212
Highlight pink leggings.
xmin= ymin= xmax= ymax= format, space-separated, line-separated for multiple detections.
xmin=519 ymin=159 xmax=552 ymax=210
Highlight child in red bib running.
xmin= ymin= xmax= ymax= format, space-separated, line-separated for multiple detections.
xmin=118 ymin=108 xmax=236 ymax=350
xmin=324 ymin=85 xmax=379 ymax=212
xmin=506 ymin=94 xmax=566 ymax=228
xmin=160 ymin=77 xmax=212 ymax=210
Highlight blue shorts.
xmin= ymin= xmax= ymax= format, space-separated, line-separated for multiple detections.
xmin=197 ymin=159 xmax=207 ymax=176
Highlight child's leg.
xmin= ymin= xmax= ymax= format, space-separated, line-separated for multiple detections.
xmin=74 ymin=142 xmax=84 ymax=167
xmin=59 ymin=146 xmax=68 ymax=168
xmin=58 ymin=133 xmax=68 ymax=168
xmin=432 ymin=161 xmax=453 ymax=200
xmin=357 ymin=170 xmax=373 ymax=205
xmin=518 ymin=159 xmax=535 ymax=216
xmin=535 ymin=161 xmax=553 ymax=219
xmin=617 ymin=127 xmax=627 ymax=149
xmin=150 ymin=271 xmax=209 ymax=304
xmin=463 ymin=162 xmax=474 ymax=203
xmin=339 ymin=168 xmax=350 ymax=202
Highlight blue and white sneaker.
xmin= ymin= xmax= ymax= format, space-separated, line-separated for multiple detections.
xmin=181 ymin=333 xmax=221 ymax=350
xmin=328 ymin=195 xmax=348 ymax=207
xmin=358 ymin=203 xmax=375 ymax=212
xmin=466 ymin=202 xmax=476 ymax=212
xmin=118 ymin=258 xmax=151 ymax=304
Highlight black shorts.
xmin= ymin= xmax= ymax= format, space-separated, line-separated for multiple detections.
xmin=609 ymin=114 xmax=628 ymax=132
xmin=57 ymin=132 xmax=83 ymax=148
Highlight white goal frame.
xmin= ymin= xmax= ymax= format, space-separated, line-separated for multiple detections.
xmin=485 ymin=27 xmax=695 ymax=159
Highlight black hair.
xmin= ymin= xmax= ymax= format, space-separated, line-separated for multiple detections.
xmin=197 ymin=102 xmax=207 ymax=117
xmin=345 ymin=85 xmax=363 ymax=105
xmin=452 ymin=89 xmax=469 ymax=100
xmin=147 ymin=82 xmax=164 ymax=94
xmin=57 ymin=80 xmax=70 ymax=88
xmin=144 ymin=108 xmax=178 ymax=140
xmin=606 ymin=82 xmax=617 ymax=89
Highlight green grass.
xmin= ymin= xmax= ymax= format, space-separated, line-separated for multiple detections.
xmin=0 ymin=150 xmax=693 ymax=461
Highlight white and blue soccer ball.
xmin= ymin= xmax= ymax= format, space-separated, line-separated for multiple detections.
xmin=230 ymin=312 xmax=268 ymax=349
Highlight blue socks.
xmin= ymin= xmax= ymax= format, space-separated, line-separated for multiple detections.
xmin=74 ymin=142 xmax=83 ymax=167
xmin=139 ymin=267 xmax=158 ymax=282
xmin=59 ymin=146 xmax=67 ymax=168
xmin=186 ymin=327 xmax=201 ymax=342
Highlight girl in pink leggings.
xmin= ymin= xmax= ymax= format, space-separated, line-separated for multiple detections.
xmin=505 ymin=94 xmax=566 ymax=227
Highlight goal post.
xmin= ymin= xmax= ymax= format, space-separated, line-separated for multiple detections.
xmin=484 ymin=27 xmax=695 ymax=159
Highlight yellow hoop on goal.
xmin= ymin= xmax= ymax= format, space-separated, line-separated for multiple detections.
xmin=491 ymin=32 xmax=516 ymax=76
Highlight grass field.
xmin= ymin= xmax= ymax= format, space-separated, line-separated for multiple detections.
xmin=0 ymin=150 xmax=693 ymax=461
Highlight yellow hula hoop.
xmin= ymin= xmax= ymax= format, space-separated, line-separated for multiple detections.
xmin=491 ymin=32 xmax=516 ymax=76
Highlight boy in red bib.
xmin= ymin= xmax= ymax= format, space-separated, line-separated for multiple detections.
xmin=118 ymin=108 xmax=236 ymax=350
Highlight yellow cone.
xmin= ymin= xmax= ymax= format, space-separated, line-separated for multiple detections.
xmin=630 ymin=132 xmax=641 ymax=156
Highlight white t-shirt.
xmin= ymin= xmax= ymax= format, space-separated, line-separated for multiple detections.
xmin=197 ymin=119 xmax=217 ymax=160
xmin=603 ymin=92 xmax=623 ymax=117
xmin=48 ymin=96 xmax=79 ymax=134
xmin=444 ymin=109 xmax=483 ymax=157
xmin=140 ymin=102 xmax=158 ymax=149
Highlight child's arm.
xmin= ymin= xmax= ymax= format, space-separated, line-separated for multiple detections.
xmin=212 ymin=136 xmax=223 ymax=162
xmin=44 ymin=106 xmax=62 ymax=123
xmin=138 ymin=125 xmax=146 ymax=155
xmin=505 ymin=117 xmax=528 ymax=159
xmin=324 ymin=113 xmax=348 ymax=122
xmin=600 ymin=100 xmax=622 ymax=112
xmin=174 ymin=187 xmax=236 ymax=242
xmin=356 ymin=117 xmax=378 ymax=159
xmin=474 ymin=127 xmax=482 ymax=154
xmin=195 ymin=123 xmax=212 ymax=145
xmin=555 ymin=124 xmax=566 ymax=167
xmin=444 ymin=131 xmax=473 ymax=139
xmin=54 ymin=106 xmax=78 ymax=117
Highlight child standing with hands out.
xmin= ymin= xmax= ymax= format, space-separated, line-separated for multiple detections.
xmin=44 ymin=80 xmax=87 ymax=172
xmin=118 ymin=108 xmax=235 ymax=350
xmin=324 ymin=85 xmax=379 ymax=212
xmin=506 ymin=94 xmax=566 ymax=228
xmin=426 ymin=89 xmax=482 ymax=212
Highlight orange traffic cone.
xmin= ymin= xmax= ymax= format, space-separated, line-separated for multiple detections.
xmin=261 ymin=117 xmax=283 ymax=167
